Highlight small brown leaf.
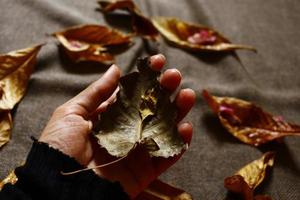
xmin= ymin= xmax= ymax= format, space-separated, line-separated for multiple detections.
xmin=0 ymin=45 xmax=42 ymax=110
xmin=203 ymin=90 xmax=300 ymax=146
xmin=0 ymin=170 xmax=17 ymax=191
xmin=152 ymin=17 xmax=256 ymax=52
xmin=224 ymin=152 xmax=275 ymax=200
xmin=53 ymin=24 xmax=132 ymax=64
xmin=98 ymin=0 xmax=159 ymax=40
xmin=99 ymin=0 xmax=136 ymax=12
xmin=94 ymin=57 xmax=186 ymax=158
xmin=0 ymin=111 xmax=12 ymax=148
xmin=135 ymin=179 xmax=193 ymax=200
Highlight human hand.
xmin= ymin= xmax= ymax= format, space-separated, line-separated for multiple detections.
xmin=39 ymin=54 xmax=196 ymax=198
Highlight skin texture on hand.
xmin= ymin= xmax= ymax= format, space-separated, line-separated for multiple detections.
xmin=39 ymin=54 xmax=196 ymax=198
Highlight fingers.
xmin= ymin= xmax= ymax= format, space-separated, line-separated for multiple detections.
xmin=149 ymin=54 xmax=166 ymax=71
xmin=160 ymin=69 xmax=181 ymax=91
xmin=175 ymin=88 xmax=196 ymax=122
xmin=177 ymin=122 xmax=193 ymax=145
xmin=149 ymin=54 xmax=182 ymax=91
xmin=67 ymin=65 xmax=121 ymax=115
xmin=151 ymin=54 xmax=195 ymax=122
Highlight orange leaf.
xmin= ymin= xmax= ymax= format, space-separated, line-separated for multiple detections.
xmin=0 ymin=45 xmax=42 ymax=110
xmin=53 ymin=24 xmax=132 ymax=64
xmin=224 ymin=152 xmax=275 ymax=200
xmin=152 ymin=17 xmax=256 ymax=52
xmin=203 ymin=90 xmax=300 ymax=146
xmin=0 ymin=170 xmax=17 ymax=191
xmin=0 ymin=45 xmax=42 ymax=148
xmin=135 ymin=179 xmax=193 ymax=200
xmin=0 ymin=111 xmax=12 ymax=148
xmin=98 ymin=0 xmax=159 ymax=40
xmin=98 ymin=0 xmax=136 ymax=12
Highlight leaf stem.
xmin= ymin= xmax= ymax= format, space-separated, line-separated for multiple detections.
xmin=61 ymin=155 xmax=127 ymax=176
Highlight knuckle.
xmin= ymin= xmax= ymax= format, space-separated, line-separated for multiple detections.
xmin=54 ymin=105 xmax=68 ymax=115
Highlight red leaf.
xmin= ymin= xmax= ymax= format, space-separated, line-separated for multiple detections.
xmin=203 ymin=90 xmax=300 ymax=146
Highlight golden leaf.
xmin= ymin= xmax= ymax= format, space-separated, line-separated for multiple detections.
xmin=224 ymin=152 xmax=275 ymax=200
xmin=203 ymin=90 xmax=300 ymax=146
xmin=0 ymin=111 xmax=12 ymax=148
xmin=98 ymin=0 xmax=159 ymax=40
xmin=94 ymin=57 xmax=185 ymax=158
xmin=152 ymin=17 xmax=256 ymax=52
xmin=0 ymin=45 xmax=42 ymax=110
xmin=53 ymin=24 xmax=132 ymax=64
xmin=236 ymin=152 xmax=275 ymax=189
xmin=135 ymin=179 xmax=193 ymax=200
xmin=0 ymin=170 xmax=18 ymax=191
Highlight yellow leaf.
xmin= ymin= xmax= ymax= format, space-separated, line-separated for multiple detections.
xmin=0 ymin=45 xmax=42 ymax=110
xmin=152 ymin=17 xmax=256 ymax=52
xmin=0 ymin=111 xmax=12 ymax=148
xmin=236 ymin=152 xmax=275 ymax=189
xmin=0 ymin=170 xmax=17 ymax=191
xmin=224 ymin=152 xmax=275 ymax=200
xmin=135 ymin=179 xmax=193 ymax=200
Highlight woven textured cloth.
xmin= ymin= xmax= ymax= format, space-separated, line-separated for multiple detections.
xmin=1 ymin=0 xmax=299 ymax=199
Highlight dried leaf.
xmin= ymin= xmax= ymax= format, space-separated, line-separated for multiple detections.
xmin=236 ymin=152 xmax=275 ymax=189
xmin=224 ymin=152 xmax=275 ymax=200
xmin=135 ymin=179 xmax=193 ymax=200
xmin=0 ymin=45 xmax=42 ymax=110
xmin=98 ymin=0 xmax=159 ymax=40
xmin=98 ymin=0 xmax=137 ymax=13
xmin=152 ymin=17 xmax=256 ymax=52
xmin=94 ymin=57 xmax=185 ymax=158
xmin=0 ymin=111 xmax=12 ymax=148
xmin=53 ymin=24 xmax=132 ymax=64
xmin=0 ymin=170 xmax=18 ymax=191
xmin=203 ymin=90 xmax=300 ymax=146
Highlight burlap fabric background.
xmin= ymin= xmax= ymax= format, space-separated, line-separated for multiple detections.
xmin=1 ymin=0 xmax=299 ymax=199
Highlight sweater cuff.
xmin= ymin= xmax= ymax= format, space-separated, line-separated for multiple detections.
xmin=14 ymin=140 xmax=129 ymax=200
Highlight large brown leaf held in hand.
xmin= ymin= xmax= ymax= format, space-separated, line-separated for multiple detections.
xmin=94 ymin=57 xmax=185 ymax=158
xmin=152 ymin=17 xmax=256 ymax=52
xmin=53 ymin=24 xmax=131 ymax=64
xmin=0 ymin=112 xmax=12 ymax=148
xmin=0 ymin=45 xmax=42 ymax=110
xmin=98 ymin=0 xmax=159 ymax=40
xmin=0 ymin=170 xmax=17 ymax=191
xmin=135 ymin=179 xmax=193 ymax=200
xmin=224 ymin=152 xmax=275 ymax=200
xmin=203 ymin=90 xmax=300 ymax=146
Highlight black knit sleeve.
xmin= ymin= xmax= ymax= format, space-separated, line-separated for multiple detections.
xmin=0 ymin=141 xmax=129 ymax=200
